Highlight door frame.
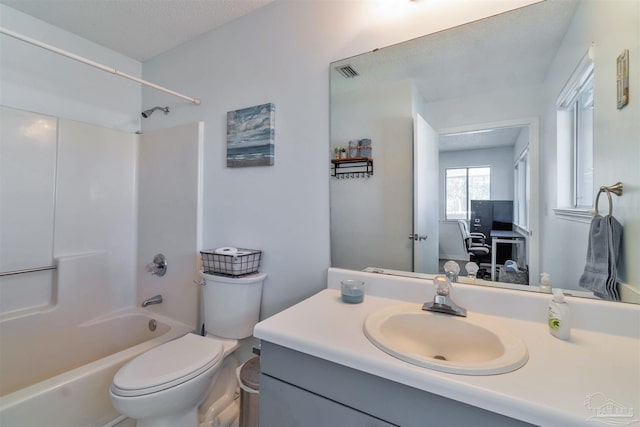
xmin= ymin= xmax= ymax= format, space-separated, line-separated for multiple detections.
xmin=437 ymin=117 xmax=539 ymax=284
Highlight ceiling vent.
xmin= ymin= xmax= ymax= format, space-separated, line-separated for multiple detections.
xmin=336 ymin=64 xmax=359 ymax=78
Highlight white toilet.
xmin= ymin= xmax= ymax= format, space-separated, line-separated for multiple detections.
xmin=110 ymin=272 xmax=267 ymax=427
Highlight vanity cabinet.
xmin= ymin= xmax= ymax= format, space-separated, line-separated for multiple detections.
xmin=260 ymin=375 xmax=394 ymax=426
xmin=259 ymin=342 xmax=534 ymax=427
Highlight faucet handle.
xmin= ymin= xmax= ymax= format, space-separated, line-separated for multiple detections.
xmin=146 ymin=254 xmax=167 ymax=277
xmin=433 ymin=275 xmax=451 ymax=296
xmin=423 ymin=275 xmax=467 ymax=317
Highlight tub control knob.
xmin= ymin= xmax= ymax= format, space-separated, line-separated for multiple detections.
xmin=146 ymin=254 xmax=167 ymax=277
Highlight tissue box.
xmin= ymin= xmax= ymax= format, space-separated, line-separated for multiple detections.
xmin=200 ymin=249 xmax=261 ymax=277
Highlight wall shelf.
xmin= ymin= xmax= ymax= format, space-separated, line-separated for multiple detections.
xmin=331 ymin=157 xmax=373 ymax=178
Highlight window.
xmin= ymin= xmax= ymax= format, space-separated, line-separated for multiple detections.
xmin=573 ymin=75 xmax=594 ymax=207
xmin=557 ymin=50 xmax=594 ymax=210
xmin=445 ymin=167 xmax=490 ymax=220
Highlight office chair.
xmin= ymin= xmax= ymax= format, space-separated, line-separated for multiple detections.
xmin=457 ymin=220 xmax=491 ymax=264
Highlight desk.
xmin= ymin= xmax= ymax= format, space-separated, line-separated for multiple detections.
xmin=490 ymin=230 xmax=525 ymax=281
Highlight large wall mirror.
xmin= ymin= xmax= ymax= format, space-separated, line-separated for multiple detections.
xmin=330 ymin=0 xmax=639 ymax=304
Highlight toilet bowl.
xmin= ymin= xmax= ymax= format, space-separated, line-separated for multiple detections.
xmin=110 ymin=272 xmax=267 ymax=427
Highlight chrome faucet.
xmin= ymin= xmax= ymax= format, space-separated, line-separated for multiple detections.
xmin=142 ymin=294 xmax=163 ymax=307
xmin=422 ymin=276 xmax=467 ymax=317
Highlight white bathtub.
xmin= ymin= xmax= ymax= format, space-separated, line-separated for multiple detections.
xmin=0 ymin=308 xmax=193 ymax=427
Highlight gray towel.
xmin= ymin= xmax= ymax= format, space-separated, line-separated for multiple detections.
xmin=359 ymin=138 xmax=371 ymax=158
xmin=348 ymin=139 xmax=359 ymax=158
xmin=579 ymin=215 xmax=623 ymax=300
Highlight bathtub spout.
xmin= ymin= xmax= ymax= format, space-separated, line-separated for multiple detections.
xmin=142 ymin=294 xmax=163 ymax=307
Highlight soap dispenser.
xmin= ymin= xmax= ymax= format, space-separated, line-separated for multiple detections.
xmin=548 ymin=289 xmax=570 ymax=340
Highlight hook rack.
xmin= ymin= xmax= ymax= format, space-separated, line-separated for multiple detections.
xmin=335 ymin=171 xmax=371 ymax=179
xmin=331 ymin=157 xmax=373 ymax=179
xmin=594 ymin=182 xmax=623 ymax=216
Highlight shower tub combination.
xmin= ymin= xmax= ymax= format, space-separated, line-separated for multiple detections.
xmin=0 ymin=308 xmax=193 ymax=427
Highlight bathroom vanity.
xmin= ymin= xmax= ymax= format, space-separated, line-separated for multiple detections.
xmin=259 ymin=342 xmax=531 ymax=426
xmin=254 ymin=268 xmax=640 ymax=427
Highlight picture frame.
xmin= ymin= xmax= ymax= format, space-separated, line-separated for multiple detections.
xmin=227 ymin=103 xmax=275 ymax=167
xmin=617 ymin=49 xmax=629 ymax=110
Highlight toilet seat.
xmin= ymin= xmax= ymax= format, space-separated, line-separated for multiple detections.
xmin=111 ymin=333 xmax=223 ymax=397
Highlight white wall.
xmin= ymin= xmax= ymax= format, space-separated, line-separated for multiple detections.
xmin=539 ymin=0 xmax=640 ymax=295
xmin=513 ymin=127 xmax=529 ymax=161
xmin=331 ymin=80 xmax=414 ymax=272
xmin=424 ymin=85 xmax=545 ymax=131
xmin=0 ymin=108 xmax=138 ymax=318
xmin=0 ymin=4 xmax=142 ymax=132
xmin=54 ymin=119 xmax=138 ymax=311
xmin=0 ymin=107 xmax=57 ymax=314
xmin=0 ymin=114 xmax=202 ymax=327
xmin=1 ymin=7 xmax=140 ymax=318
xmin=140 ymin=0 xmax=538 ymax=318
xmin=438 ymin=146 xmax=515 ymax=260
xmin=137 ymin=123 xmax=203 ymax=328
xmin=0 ymin=5 xmax=145 ymax=318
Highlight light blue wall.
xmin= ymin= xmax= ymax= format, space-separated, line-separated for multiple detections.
xmin=539 ymin=0 xmax=640 ymax=296
xmin=140 ymin=1 xmax=534 ymax=317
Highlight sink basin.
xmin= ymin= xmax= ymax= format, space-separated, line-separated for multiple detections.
xmin=363 ymin=304 xmax=528 ymax=375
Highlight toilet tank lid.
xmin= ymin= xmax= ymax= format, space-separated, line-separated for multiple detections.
xmin=112 ymin=333 xmax=223 ymax=394
xmin=201 ymin=272 xmax=267 ymax=284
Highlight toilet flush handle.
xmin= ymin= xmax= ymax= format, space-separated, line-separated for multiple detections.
xmin=193 ymin=279 xmax=206 ymax=286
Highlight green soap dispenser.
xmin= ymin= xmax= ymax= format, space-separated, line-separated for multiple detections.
xmin=548 ymin=289 xmax=571 ymax=340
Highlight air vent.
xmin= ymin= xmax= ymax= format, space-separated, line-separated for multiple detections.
xmin=336 ymin=64 xmax=359 ymax=78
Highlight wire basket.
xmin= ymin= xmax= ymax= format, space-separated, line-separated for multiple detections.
xmin=200 ymin=249 xmax=262 ymax=277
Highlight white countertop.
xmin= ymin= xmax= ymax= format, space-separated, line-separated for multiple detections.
xmin=254 ymin=271 xmax=640 ymax=427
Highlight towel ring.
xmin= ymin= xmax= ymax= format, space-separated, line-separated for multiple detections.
xmin=594 ymin=182 xmax=623 ymax=216
xmin=594 ymin=189 xmax=613 ymax=216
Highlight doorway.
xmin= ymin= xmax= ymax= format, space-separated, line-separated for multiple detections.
xmin=435 ymin=119 xmax=538 ymax=284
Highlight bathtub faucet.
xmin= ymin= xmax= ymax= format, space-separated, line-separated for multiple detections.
xmin=142 ymin=294 xmax=163 ymax=307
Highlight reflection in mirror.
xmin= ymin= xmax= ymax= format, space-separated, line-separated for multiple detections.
xmin=330 ymin=0 xmax=639 ymax=303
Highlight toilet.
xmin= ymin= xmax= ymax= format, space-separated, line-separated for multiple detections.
xmin=110 ymin=272 xmax=267 ymax=427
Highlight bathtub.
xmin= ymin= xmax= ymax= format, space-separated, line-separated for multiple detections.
xmin=0 ymin=308 xmax=193 ymax=427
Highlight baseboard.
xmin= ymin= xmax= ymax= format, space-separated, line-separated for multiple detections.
xmin=439 ymin=254 xmax=469 ymax=262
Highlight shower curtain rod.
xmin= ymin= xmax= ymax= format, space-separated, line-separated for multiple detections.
xmin=0 ymin=27 xmax=201 ymax=105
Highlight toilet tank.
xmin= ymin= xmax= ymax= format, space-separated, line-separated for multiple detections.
xmin=201 ymin=272 xmax=267 ymax=339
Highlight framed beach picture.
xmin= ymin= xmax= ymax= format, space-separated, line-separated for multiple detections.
xmin=227 ymin=103 xmax=275 ymax=167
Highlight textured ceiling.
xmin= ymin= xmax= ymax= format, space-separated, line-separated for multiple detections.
xmin=332 ymin=0 xmax=578 ymax=102
xmin=0 ymin=0 xmax=274 ymax=61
